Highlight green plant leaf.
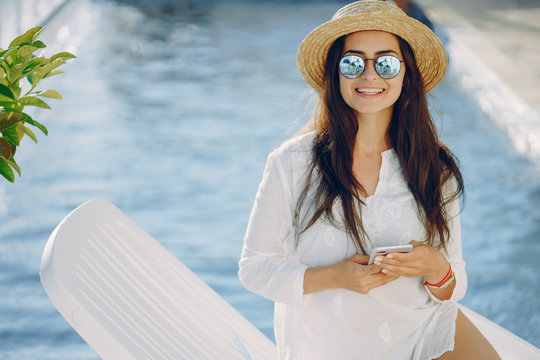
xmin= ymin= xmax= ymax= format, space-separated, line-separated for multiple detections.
xmin=23 ymin=113 xmax=47 ymax=135
xmin=34 ymin=60 xmax=64 ymax=81
xmin=17 ymin=45 xmax=40 ymax=59
xmin=0 ymin=94 xmax=14 ymax=103
xmin=9 ymin=26 xmax=43 ymax=48
xmin=49 ymin=52 xmax=76 ymax=62
xmin=15 ymin=122 xmax=25 ymax=140
xmin=0 ymin=84 xmax=15 ymax=99
xmin=5 ymin=102 xmax=24 ymax=113
xmin=7 ymin=156 xmax=21 ymax=176
xmin=0 ymin=138 xmax=11 ymax=159
xmin=0 ymin=112 xmax=26 ymax=132
xmin=20 ymin=96 xmax=51 ymax=109
xmin=0 ymin=157 xmax=15 ymax=182
xmin=32 ymin=40 xmax=46 ymax=49
xmin=22 ymin=125 xmax=37 ymax=143
xmin=43 ymin=70 xmax=64 ymax=78
xmin=28 ymin=57 xmax=49 ymax=66
xmin=2 ymin=124 xmax=21 ymax=146
xmin=27 ymin=66 xmax=47 ymax=86
xmin=35 ymin=89 xmax=63 ymax=99
xmin=23 ymin=57 xmax=49 ymax=75
xmin=0 ymin=48 xmax=17 ymax=61
xmin=7 ymin=64 xmax=24 ymax=83
xmin=10 ymin=84 xmax=21 ymax=99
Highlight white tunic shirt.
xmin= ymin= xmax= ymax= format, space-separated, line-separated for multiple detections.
xmin=239 ymin=132 xmax=467 ymax=360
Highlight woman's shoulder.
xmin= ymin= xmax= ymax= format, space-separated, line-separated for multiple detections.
xmin=270 ymin=130 xmax=315 ymax=161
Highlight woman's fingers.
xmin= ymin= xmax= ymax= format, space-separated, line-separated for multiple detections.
xmin=410 ymin=240 xmax=424 ymax=247
xmin=348 ymin=253 xmax=370 ymax=265
xmin=379 ymin=263 xmax=415 ymax=277
xmin=352 ymin=270 xmax=397 ymax=294
xmin=362 ymin=263 xmax=383 ymax=275
xmin=374 ymin=252 xmax=409 ymax=266
xmin=338 ymin=257 xmax=397 ymax=293
xmin=368 ymin=271 xmax=399 ymax=288
xmin=339 ymin=253 xmax=410 ymax=293
xmin=375 ymin=249 xmax=428 ymax=277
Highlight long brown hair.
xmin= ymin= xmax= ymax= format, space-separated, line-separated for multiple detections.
xmin=293 ymin=34 xmax=464 ymax=254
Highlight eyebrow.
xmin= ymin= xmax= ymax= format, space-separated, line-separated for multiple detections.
xmin=344 ymin=49 xmax=399 ymax=56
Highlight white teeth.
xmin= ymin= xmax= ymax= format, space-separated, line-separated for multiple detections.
xmin=356 ymin=88 xmax=384 ymax=94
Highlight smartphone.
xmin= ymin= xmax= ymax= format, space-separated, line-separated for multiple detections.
xmin=368 ymin=244 xmax=413 ymax=265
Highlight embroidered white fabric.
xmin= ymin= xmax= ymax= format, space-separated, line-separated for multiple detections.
xmin=239 ymin=131 xmax=467 ymax=360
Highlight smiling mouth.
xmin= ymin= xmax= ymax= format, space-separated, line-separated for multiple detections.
xmin=355 ymin=88 xmax=385 ymax=95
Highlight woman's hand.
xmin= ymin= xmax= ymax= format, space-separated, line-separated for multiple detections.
xmin=373 ymin=241 xmax=448 ymax=280
xmin=373 ymin=241 xmax=455 ymax=300
xmin=304 ymin=254 xmax=399 ymax=295
xmin=336 ymin=253 xmax=400 ymax=293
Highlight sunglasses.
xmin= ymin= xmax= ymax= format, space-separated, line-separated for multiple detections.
xmin=339 ymin=54 xmax=404 ymax=80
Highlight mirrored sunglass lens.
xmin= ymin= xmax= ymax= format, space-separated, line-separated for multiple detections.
xmin=375 ymin=55 xmax=401 ymax=79
xmin=339 ymin=56 xmax=364 ymax=79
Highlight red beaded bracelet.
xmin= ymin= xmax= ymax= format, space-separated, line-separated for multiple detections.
xmin=424 ymin=263 xmax=452 ymax=287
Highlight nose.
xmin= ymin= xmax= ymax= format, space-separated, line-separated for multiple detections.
xmin=361 ymin=59 xmax=378 ymax=80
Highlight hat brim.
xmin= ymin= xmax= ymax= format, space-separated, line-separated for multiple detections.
xmin=297 ymin=5 xmax=447 ymax=93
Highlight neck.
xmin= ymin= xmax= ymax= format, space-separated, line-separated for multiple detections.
xmin=354 ymin=108 xmax=393 ymax=156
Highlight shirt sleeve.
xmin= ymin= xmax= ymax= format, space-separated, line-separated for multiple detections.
xmin=238 ymin=150 xmax=308 ymax=306
xmin=425 ymin=178 xmax=468 ymax=303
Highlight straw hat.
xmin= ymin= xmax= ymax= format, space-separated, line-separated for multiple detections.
xmin=297 ymin=0 xmax=447 ymax=93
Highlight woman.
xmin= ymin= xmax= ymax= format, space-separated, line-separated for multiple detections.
xmin=239 ymin=1 xmax=500 ymax=359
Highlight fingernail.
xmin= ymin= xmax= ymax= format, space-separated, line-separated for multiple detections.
xmin=387 ymin=254 xmax=393 ymax=259
xmin=381 ymin=269 xmax=387 ymax=274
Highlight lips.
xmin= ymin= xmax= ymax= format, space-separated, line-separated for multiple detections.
xmin=355 ymin=88 xmax=385 ymax=95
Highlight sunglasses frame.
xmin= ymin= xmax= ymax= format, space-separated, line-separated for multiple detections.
xmin=339 ymin=54 xmax=405 ymax=80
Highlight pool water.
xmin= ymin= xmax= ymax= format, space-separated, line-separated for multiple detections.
xmin=0 ymin=0 xmax=538 ymax=358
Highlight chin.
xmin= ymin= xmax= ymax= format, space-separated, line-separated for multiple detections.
xmin=351 ymin=104 xmax=394 ymax=117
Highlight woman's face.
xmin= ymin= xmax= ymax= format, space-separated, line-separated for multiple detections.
xmin=339 ymin=31 xmax=405 ymax=119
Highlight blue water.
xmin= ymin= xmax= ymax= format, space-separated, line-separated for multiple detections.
xmin=0 ymin=0 xmax=538 ymax=358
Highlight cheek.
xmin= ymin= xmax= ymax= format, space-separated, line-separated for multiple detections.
xmin=396 ymin=70 xmax=406 ymax=92
xmin=389 ymin=76 xmax=405 ymax=99
xmin=339 ymin=76 xmax=352 ymax=103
